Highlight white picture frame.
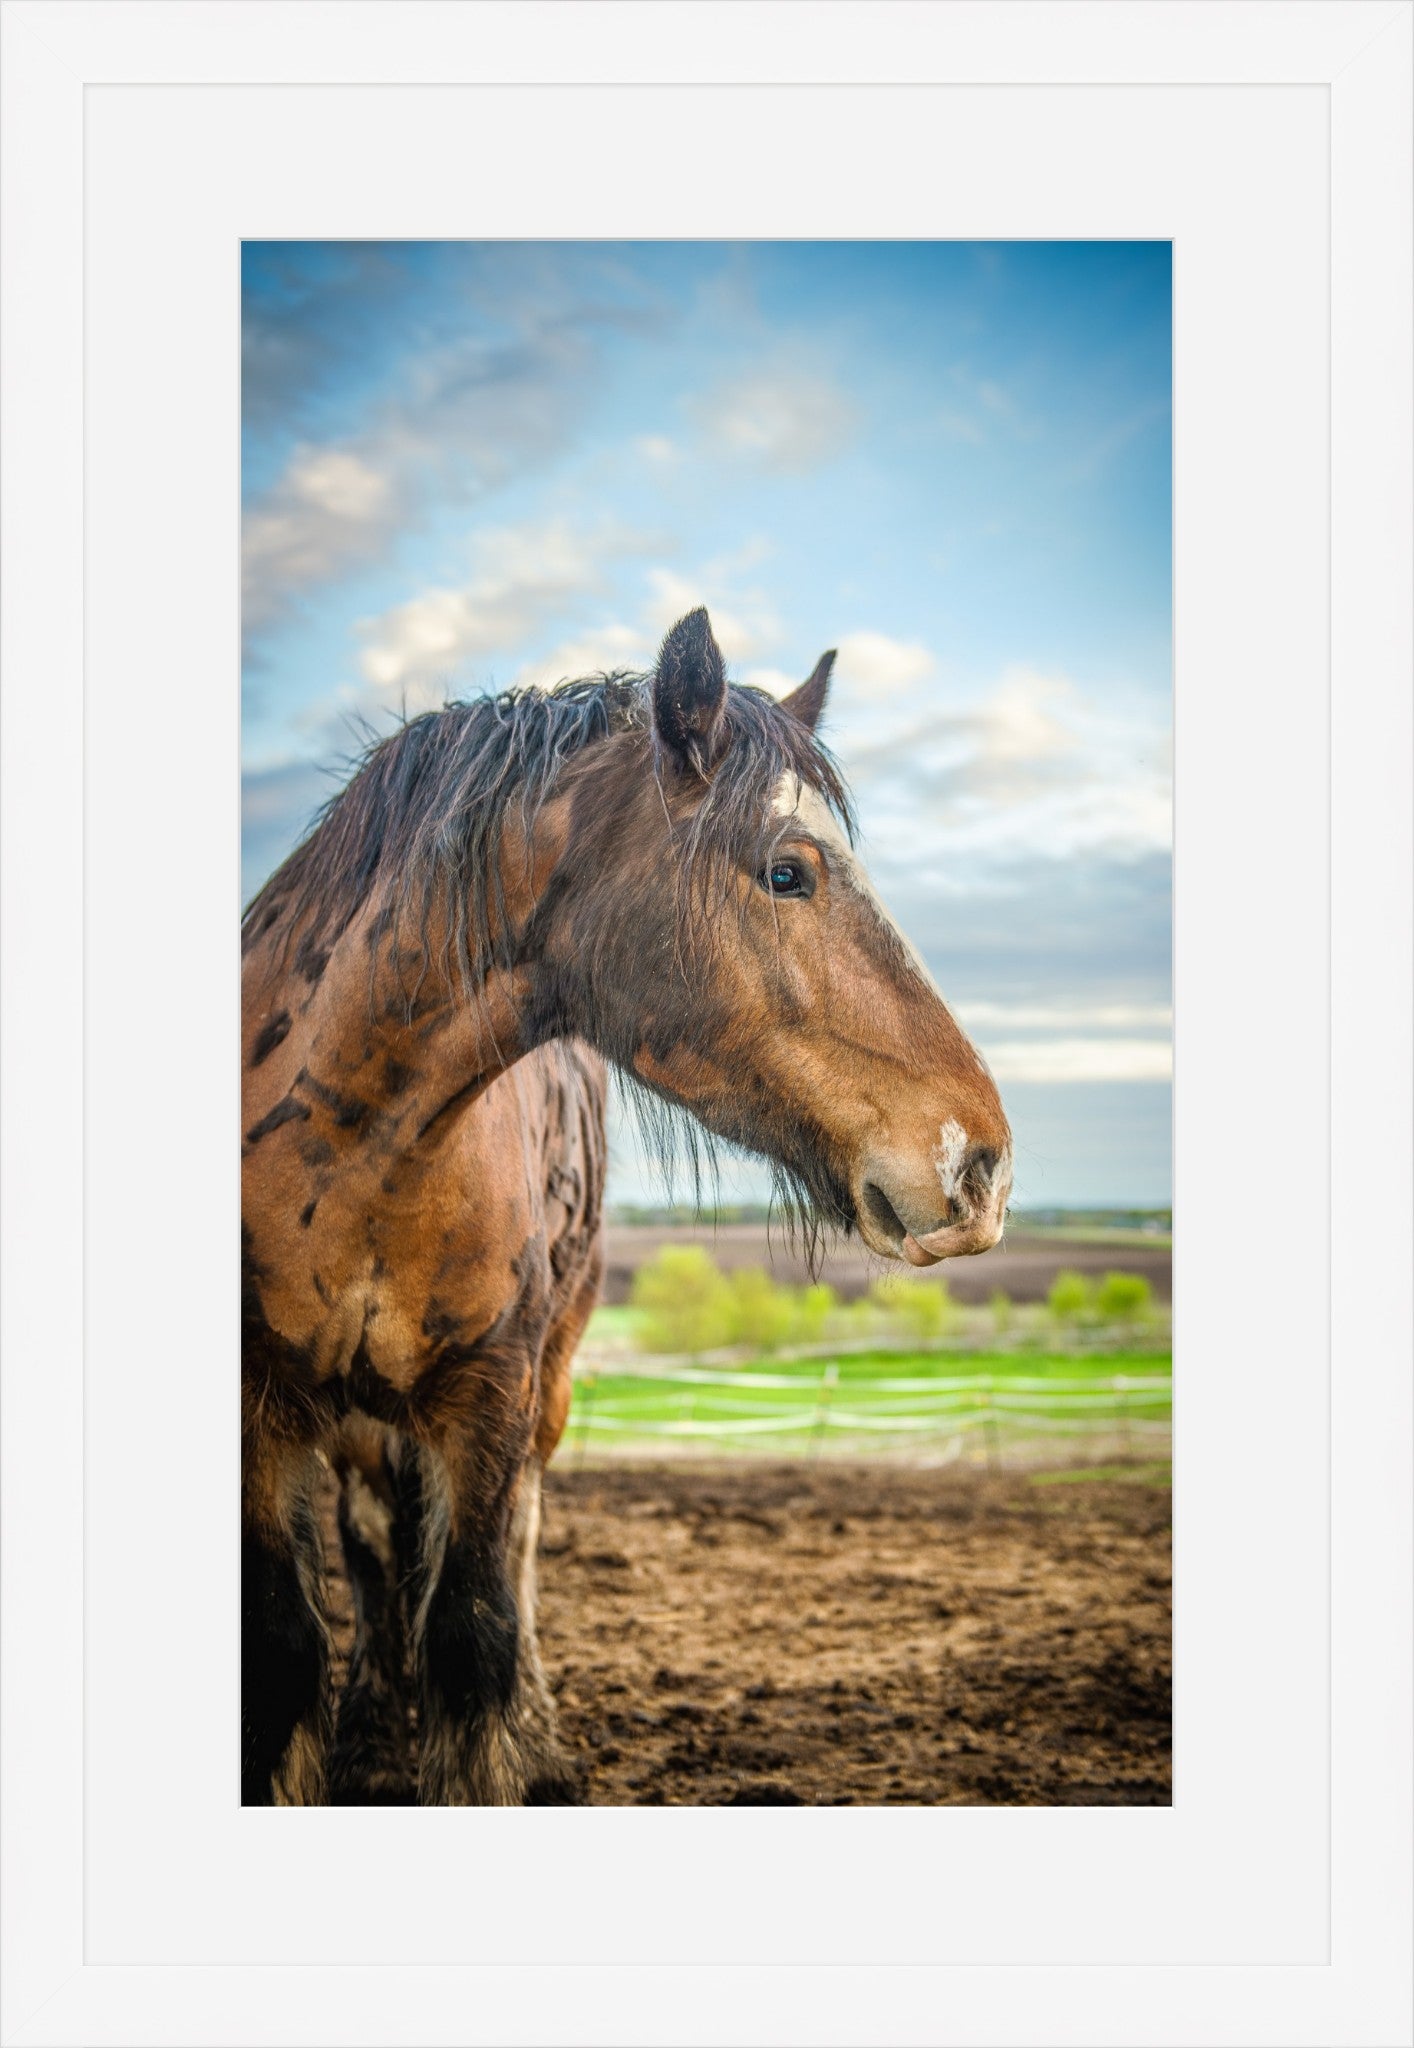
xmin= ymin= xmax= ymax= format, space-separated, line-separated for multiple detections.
xmin=2 ymin=4 xmax=1409 ymax=2044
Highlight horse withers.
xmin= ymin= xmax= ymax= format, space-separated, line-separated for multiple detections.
xmin=240 ymin=607 xmax=1011 ymax=1805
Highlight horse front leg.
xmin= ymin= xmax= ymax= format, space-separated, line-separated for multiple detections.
xmin=241 ymin=1425 xmax=331 ymax=1806
xmin=412 ymin=1447 xmax=525 ymax=1806
xmin=328 ymin=1420 xmax=415 ymax=1804
xmin=506 ymin=1460 xmax=580 ymax=1803
xmin=410 ymin=1433 xmax=575 ymax=1807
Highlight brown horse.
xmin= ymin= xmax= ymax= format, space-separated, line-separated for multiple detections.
xmin=241 ymin=608 xmax=1011 ymax=1805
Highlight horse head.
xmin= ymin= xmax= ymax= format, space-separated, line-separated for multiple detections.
xmin=529 ymin=609 xmax=1012 ymax=1263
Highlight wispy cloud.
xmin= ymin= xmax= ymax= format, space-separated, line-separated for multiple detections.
xmin=241 ymin=243 xmax=411 ymax=434
xmin=354 ymin=525 xmax=791 ymax=702
xmin=982 ymin=1038 xmax=1172 ymax=1084
xmin=953 ymin=996 xmax=1173 ymax=1088
xmin=844 ymin=663 xmax=1170 ymax=865
xmin=1066 ymin=395 xmax=1171 ymax=482
xmin=643 ymin=566 xmax=780 ymax=663
xmin=834 ymin=631 xmax=935 ymax=698
xmin=242 ymin=257 xmax=667 ymax=652
xmin=356 ymin=516 xmax=650 ymax=699
xmin=691 ymin=366 xmax=856 ymax=473
xmin=936 ymin=364 xmax=1031 ymax=446
xmin=955 ymin=1000 xmax=1172 ymax=1033
xmin=243 ymin=447 xmax=398 ymax=636
xmin=510 ymin=623 xmax=653 ymax=690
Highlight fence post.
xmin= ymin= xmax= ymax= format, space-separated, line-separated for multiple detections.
xmin=983 ymin=1374 xmax=1000 ymax=1471
xmin=574 ymin=1371 xmax=598 ymax=1470
xmin=810 ymin=1361 xmax=839 ymax=1458
xmin=1114 ymin=1373 xmax=1131 ymax=1462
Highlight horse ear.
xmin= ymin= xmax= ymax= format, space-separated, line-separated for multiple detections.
xmin=779 ymin=650 xmax=835 ymax=734
xmin=652 ymin=607 xmax=728 ymax=775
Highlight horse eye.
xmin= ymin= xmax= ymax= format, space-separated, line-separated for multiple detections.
xmin=761 ymin=860 xmax=806 ymax=897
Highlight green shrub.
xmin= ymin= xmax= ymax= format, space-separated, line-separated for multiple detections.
xmin=792 ymin=1282 xmax=838 ymax=1344
xmin=1095 ymin=1270 xmax=1153 ymax=1325
xmin=869 ymin=1273 xmax=954 ymax=1342
xmin=836 ymin=1294 xmax=877 ymax=1339
xmin=1048 ymin=1268 xmax=1097 ymax=1327
xmin=727 ymin=1267 xmax=796 ymax=1353
xmin=630 ymin=1245 xmax=735 ymax=1355
xmin=989 ymin=1288 xmax=1015 ymax=1338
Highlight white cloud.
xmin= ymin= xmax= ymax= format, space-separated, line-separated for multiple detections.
xmin=510 ymin=623 xmax=652 ymax=690
xmin=693 ymin=368 xmax=855 ymax=472
xmin=834 ymin=631 xmax=934 ymax=698
xmin=983 ymin=1038 xmax=1173 ymax=1084
xmin=354 ymin=527 xmax=789 ymax=706
xmin=844 ymin=660 xmax=1171 ymax=867
xmin=243 ymin=447 xmax=396 ymax=633
xmin=740 ymin=667 xmax=799 ymax=699
xmin=955 ymin=1001 xmax=1172 ymax=1033
xmin=242 ymin=264 xmax=650 ymax=648
xmin=954 ymin=997 xmax=1173 ymax=1089
xmin=643 ymin=568 xmax=779 ymax=663
xmin=634 ymin=434 xmax=677 ymax=464
xmin=357 ymin=517 xmax=645 ymax=696
xmin=972 ymin=667 xmax=1078 ymax=766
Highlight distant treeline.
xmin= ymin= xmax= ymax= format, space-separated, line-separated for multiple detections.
xmin=610 ymin=1202 xmax=781 ymax=1227
xmin=1010 ymin=1207 xmax=1172 ymax=1233
xmin=607 ymin=1202 xmax=1173 ymax=1233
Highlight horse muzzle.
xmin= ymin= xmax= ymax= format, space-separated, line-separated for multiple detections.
xmin=856 ymin=1140 xmax=1012 ymax=1264
xmin=897 ymin=1201 xmax=1007 ymax=1265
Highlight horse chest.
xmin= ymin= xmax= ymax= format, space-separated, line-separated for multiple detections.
xmin=330 ymin=1252 xmax=530 ymax=1397
xmin=246 ymin=1189 xmax=536 ymax=1411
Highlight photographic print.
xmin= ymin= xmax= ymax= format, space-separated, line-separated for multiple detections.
xmin=241 ymin=241 xmax=1172 ymax=1807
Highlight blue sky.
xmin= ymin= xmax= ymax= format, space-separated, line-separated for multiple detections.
xmin=243 ymin=241 xmax=1172 ymax=1208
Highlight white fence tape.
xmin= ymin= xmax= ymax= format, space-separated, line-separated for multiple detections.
xmin=569 ymin=1367 xmax=1173 ymax=1449
xmin=580 ymin=1365 xmax=1170 ymax=1393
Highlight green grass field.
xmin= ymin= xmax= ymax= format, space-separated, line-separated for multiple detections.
xmin=565 ymin=1347 xmax=1172 ymax=1461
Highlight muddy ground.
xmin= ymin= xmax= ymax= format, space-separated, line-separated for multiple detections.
xmin=601 ymin=1223 xmax=1171 ymax=1307
xmin=532 ymin=1462 xmax=1170 ymax=1805
xmin=323 ymin=1462 xmax=1170 ymax=1805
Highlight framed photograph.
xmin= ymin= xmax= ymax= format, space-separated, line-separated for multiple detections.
xmin=2 ymin=4 xmax=1409 ymax=2044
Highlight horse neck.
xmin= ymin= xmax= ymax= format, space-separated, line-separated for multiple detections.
xmin=255 ymin=894 xmax=538 ymax=1147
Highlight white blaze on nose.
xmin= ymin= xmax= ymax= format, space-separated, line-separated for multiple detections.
xmin=933 ymin=1118 xmax=970 ymax=1201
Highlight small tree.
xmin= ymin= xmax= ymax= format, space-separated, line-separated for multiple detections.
xmin=989 ymin=1288 xmax=1015 ymax=1339
xmin=630 ymin=1245 xmax=735 ymax=1356
xmin=1048 ymin=1268 xmax=1096 ymax=1329
xmin=1095 ymin=1270 xmax=1153 ymax=1329
xmin=792 ymin=1282 xmax=838 ymax=1345
xmin=870 ymin=1273 xmax=954 ymax=1343
xmin=727 ymin=1267 xmax=795 ymax=1353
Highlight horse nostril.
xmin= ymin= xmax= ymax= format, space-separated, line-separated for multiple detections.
xmin=951 ymin=1146 xmax=1006 ymax=1216
xmin=861 ymin=1179 xmax=908 ymax=1243
xmin=965 ymin=1146 xmax=999 ymax=1190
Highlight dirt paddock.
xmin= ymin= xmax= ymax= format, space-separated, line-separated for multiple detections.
xmin=323 ymin=1460 xmax=1170 ymax=1805
xmin=537 ymin=1461 xmax=1170 ymax=1806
